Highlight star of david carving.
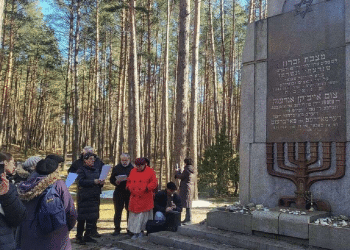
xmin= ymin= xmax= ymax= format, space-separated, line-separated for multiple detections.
xmin=294 ymin=0 xmax=314 ymax=18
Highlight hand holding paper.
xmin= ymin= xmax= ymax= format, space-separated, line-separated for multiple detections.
xmin=99 ymin=165 xmax=112 ymax=181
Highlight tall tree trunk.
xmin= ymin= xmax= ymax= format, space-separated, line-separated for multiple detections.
xmin=128 ymin=0 xmax=141 ymax=159
xmin=220 ymin=0 xmax=227 ymax=130
xmin=62 ymin=1 xmax=74 ymax=169
xmin=208 ymin=0 xmax=219 ymax=137
xmin=92 ymin=0 xmax=100 ymax=150
xmin=72 ymin=0 xmax=81 ymax=161
xmin=0 ymin=0 xmax=5 ymax=47
xmin=228 ymin=0 xmax=236 ymax=143
xmin=174 ymin=0 xmax=190 ymax=170
xmin=189 ymin=0 xmax=201 ymax=201
xmin=162 ymin=0 xmax=171 ymax=184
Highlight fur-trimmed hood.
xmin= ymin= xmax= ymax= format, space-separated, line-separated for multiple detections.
xmin=17 ymin=171 xmax=60 ymax=201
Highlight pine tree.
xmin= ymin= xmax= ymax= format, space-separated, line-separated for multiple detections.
xmin=198 ymin=128 xmax=239 ymax=196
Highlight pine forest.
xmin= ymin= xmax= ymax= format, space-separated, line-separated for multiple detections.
xmin=0 ymin=0 xmax=267 ymax=195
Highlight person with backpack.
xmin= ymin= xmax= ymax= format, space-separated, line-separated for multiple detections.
xmin=17 ymin=155 xmax=77 ymax=250
xmin=75 ymin=152 xmax=105 ymax=245
xmin=0 ymin=152 xmax=27 ymax=250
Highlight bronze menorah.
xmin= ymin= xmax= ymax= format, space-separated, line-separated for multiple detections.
xmin=266 ymin=142 xmax=346 ymax=211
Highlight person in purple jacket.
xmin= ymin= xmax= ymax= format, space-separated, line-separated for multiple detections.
xmin=17 ymin=155 xmax=77 ymax=250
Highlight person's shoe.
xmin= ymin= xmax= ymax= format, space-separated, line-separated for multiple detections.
xmin=182 ymin=221 xmax=192 ymax=225
xmin=138 ymin=232 xmax=144 ymax=239
xmin=91 ymin=231 xmax=102 ymax=238
xmin=111 ymin=231 xmax=120 ymax=236
xmin=131 ymin=233 xmax=139 ymax=240
xmin=83 ymin=235 xmax=98 ymax=243
xmin=76 ymin=237 xmax=86 ymax=245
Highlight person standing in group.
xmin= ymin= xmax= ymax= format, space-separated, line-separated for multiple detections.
xmin=17 ymin=155 xmax=76 ymax=250
xmin=175 ymin=157 xmax=195 ymax=225
xmin=68 ymin=146 xmax=104 ymax=174
xmin=127 ymin=158 xmax=158 ymax=239
xmin=75 ymin=152 xmax=105 ymax=245
xmin=0 ymin=152 xmax=26 ymax=250
xmin=68 ymin=146 xmax=104 ymax=238
xmin=109 ymin=153 xmax=133 ymax=236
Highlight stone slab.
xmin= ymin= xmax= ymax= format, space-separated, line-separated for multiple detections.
xmin=309 ymin=224 xmax=350 ymax=250
xmin=242 ymin=23 xmax=255 ymax=64
xmin=240 ymin=64 xmax=254 ymax=143
xmin=279 ymin=211 xmax=329 ymax=239
xmin=347 ymin=0 xmax=350 ymax=43
xmin=267 ymin=0 xmax=284 ymax=18
xmin=255 ymin=20 xmax=267 ymax=61
xmin=178 ymin=224 xmax=307 ymax=250
xmin=347 ymin=45 xmax=350 ymax=141
xmin=239 ymin=142 xmax=250 ymax=205
xmin=254 ymin=62 xmax=267 ymax=143
xmin=207 ymin=210 xmax=252 ymax=234
xmin=252 ymin=210 xmax=280 ymax=234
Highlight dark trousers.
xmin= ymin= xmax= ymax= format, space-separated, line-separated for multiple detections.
xmin=166 ymin=212 xmax=181 ymax=231
xmin=184 ymin=208 xmax=191 ymax=222
xmin=113 ymin=190 xmax=130 ymax=232
xmin=77 ymin=219 xmax=95 ymax=237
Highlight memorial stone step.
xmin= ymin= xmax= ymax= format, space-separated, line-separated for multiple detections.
xmin=148 ymin=230 xmax=246 ymax=250
xmin=176 ymin=224 xmax=322 ymax=250
xmin=115 ymin=237 xmax=176 ymax=250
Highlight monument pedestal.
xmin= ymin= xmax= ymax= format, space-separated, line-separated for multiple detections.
xmin=207 ymin=208 xmax=329 ymax=241
xmin=309 ymin=224 xmax=350 ymax=250
xmin=207 ymin=210 xmax=252 ymax=234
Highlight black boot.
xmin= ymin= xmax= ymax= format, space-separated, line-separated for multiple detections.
xmin=83 ymin=235 xmax=97 ymax=243
xmin=76 ymin=236 xmax=86 ymax=245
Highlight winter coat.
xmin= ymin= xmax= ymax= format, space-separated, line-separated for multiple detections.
xmin=126 ymin=166 xmax=158 ymax=213
xmin=110 ymin=163 xmax=134 ymax=193
xmin=175 ymin=165 xmax=194 ymax=208
xmin=0 ymin=183 xmax=26 ymax=250
xmin=154 ymin=190 xmax=182 ymax=214
xmin=76 ymin=165 xmax=102 ymax=221
xmin=68 ymin=156 xmax=104 ymax=174
xmin=17 ymin=173 xmax=77 ymax=250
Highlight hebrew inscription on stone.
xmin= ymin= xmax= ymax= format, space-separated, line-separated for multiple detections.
xmin=266 ymin=0 xmax=345 ymax=142
xmin=267 ymin=47 xmax=345 ymax=142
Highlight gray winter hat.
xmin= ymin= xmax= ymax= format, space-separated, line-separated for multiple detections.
xmin=23 ymin=156 xmax=42 ymax=172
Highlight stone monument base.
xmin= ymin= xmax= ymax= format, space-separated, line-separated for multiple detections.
xmin=207 ymin=207 xmax=329 ymax=243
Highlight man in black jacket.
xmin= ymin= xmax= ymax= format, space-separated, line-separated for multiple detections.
xmin=109 ymin=153 xmax=133 ymax=236
xmin=153 ymin=182 xmax=182 ymax=231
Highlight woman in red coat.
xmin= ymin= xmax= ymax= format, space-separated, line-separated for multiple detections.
xmin=126 ymin=158 xmax=157 ymax=239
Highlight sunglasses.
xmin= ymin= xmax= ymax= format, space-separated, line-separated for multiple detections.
xmin=83 ymin=154 xmax=97 ymax=160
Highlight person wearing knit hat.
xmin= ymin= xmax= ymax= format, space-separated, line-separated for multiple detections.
xmin=22 ymin=156 xmax=42 ymax=173
xmin=126 ymin=158 xmax=158 ymax=239
xmin=17 ymin=155 xmax=77 ymax=250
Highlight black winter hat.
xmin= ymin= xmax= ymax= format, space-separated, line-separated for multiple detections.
xmin=36 ymin=158 xmax=59 ymax=175
xmin=46 ymin=154 xmax=64 ymax=163
xmin=167 ymin=181 xmax=177 ymax=191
